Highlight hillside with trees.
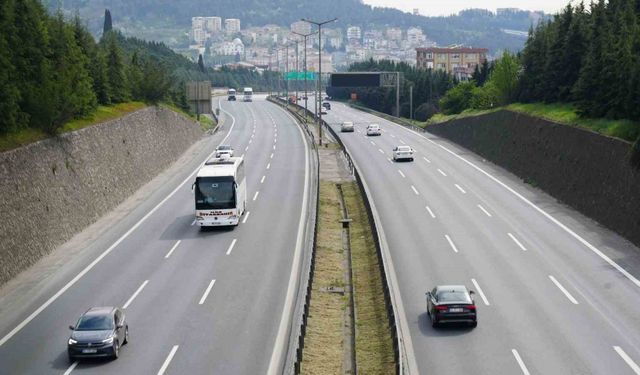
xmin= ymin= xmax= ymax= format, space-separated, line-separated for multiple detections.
xmin=52 ymin=0 xmax=542 ymax=52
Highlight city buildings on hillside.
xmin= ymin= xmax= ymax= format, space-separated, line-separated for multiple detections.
xmin=225 ymin=19 xmax=241 ymax=33
xmin=416 ymin=47 xmax=488 ymax=80
xmin=291 ymin=20 xmax=312 ymax=35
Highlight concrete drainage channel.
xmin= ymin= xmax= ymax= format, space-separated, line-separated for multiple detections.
xmin=268 ymin=97 xmax=414 ymax=375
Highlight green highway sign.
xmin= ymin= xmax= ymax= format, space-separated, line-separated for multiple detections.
xmin=285 ymin=71 xmax=316 ymax=80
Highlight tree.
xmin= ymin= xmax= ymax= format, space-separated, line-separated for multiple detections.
xmin=137 ymin=59 xmax=172 ymax=103
xmin=472 ymin=59 xmax=491 ymax=86
xmin=41 ymin=11 xmax=96 ymax=133
xmin=103 ymin=9 xmax=112 ymax=35
xmin=518 ymin=21 xmax=551 ymax=102
xmin=105 ymin=34 xmax=129 ymax=103
xmin=490 ymin=50 xmax=521 ymax=105
xmin=0 ymin=0 xmax=23 ymax=132
xmin=439 ymin=81 xmax=475 ymax=115
xmin=73 ymin=14 xmax=110 ymax=104
xmin=198 ymin=54 xmax=205 ymax=72
xmin=471 ymin=81 xmax=499 ymax=110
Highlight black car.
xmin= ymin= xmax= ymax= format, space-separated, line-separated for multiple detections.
xmin=322 ymin=102 xmax=331 ymax=110
xmin=426 ymin=285 xmax=477 ymax=327
xmin=68 ymin=307 xmax=129 ymax=362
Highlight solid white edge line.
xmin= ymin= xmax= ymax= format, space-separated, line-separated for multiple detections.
xmin=398 ymin=170 xmax=406 ymax=178
xmin=426 ymin=206 xmax=436 ymax=218
xmin=157 ymin=345 xmax=179 ymax=375
xmin=614 ymin=346 xmax=640 ymax=374
xmin=508 ymin=232 xmax=527 ymax=251
xmin=437 ymin=168 xmax=447 ymax=176
xmin=242 ymin=211 xmax=251 ymax=224
xmin=123 ymin=280 xmax=149 ymax=309
xmin=226 ymin=239 xmax=238 ymax=255
xmin=455 ymin=184 xmax=466 ymax=194
xmin=445 ymin=234 xmax=459 ymax=253
xmin=512 ymin=349 xmax=531 ymax=375
xmin=164 ymin=240 xmax=182 ymax=259
xmin=198 ymin=279 xmax=216 ymax=305
xmin=471 ymin=278 xmax=490 ymax=306
xmin=411 ymin=185 xmax=419 ymax=195
xmin=63 ymin=361 xmax=78 ymax=375
xmin=190 ymin=219 xmax=196 ymax=226
xmin=267 ymin=101 xmax=311 ymax=375
xmin=384 ymin=119 xmax=640 ymax=289
xmin=548 ymin=275 xmax=579 ymax=304
xmin=0 ymin=100 xmax=237 ymax=347
xmin=253 ymin=191 xmax=260 ymax=201
xmin=477 ymin=204 xmax=492 ymax=217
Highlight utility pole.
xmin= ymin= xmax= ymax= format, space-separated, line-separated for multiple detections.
xmin=410 ymin=84 xmax=414 ymax=120
xmin=292 ymin=31 xmax=317 ymax=122
xmin=302 ymin=17 xmax=337 ymax=146
xmin=396 ymin=71 xmax=400 ymax=117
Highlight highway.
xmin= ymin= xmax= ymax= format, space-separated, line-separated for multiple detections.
xmin=0 ymin=96 xmax=312 ymax=374
xmin=324 ymin=102 xmax=640 ymax=375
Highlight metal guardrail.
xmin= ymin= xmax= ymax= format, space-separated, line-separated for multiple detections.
xmin=270 ymin=96 xmax=410 ymax=375
xmin=348 ymin=103 xmax=427 ymax=133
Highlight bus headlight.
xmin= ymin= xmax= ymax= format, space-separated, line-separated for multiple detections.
xmin=196 ymin=216 xmax=204 ymax=221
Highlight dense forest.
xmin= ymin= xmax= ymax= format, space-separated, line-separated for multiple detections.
xmin=0 ymin=1 xmax=284 ymax=136
xmin=53 ymin=0 xmax=541 ymax=52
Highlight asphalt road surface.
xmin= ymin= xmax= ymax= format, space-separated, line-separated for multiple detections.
xmin=0 ymin=96 xmax=311 ymax=375
xmin=324 ymin=102 xmax=640 ymax=375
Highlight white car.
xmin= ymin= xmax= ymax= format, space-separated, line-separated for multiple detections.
xmin=393 ymin=145 xmax=414 ymax=161
xmin=366 ymin=124 xmax=381 ymax=136
xmin=215 ymin=145 xmax=234 ymax=158
xmin=341 ymin=121 xmax=355 ymax=132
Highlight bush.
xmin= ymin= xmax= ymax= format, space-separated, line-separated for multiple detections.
xmin=631 ymin=133 xmax=640 ymax=169
xmin=414 ymin=102 xmax=439 ymax=121
xmin=439 ymin=81 xmax=475 ymax=115
xmin=471 ymin=82 xmax=499 ymax=110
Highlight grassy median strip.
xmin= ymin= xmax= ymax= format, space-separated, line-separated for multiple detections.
xmin=342 ymin=182 xmax=396 ymax=374
xmin=301 ymin=181 xmax=347 ymax=375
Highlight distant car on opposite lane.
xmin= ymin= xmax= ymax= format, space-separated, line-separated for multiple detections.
xmin=366 ymin=124 xmax=381 ymax=136
xmin=341 ymin=121 xmax=355 ymax=132
xmin=392 ymin=145 xmax=414 ymax=161
xmin=68 ymin=307 xmax=129 ymax=362
xmin=426 ymin=285 xmax=477 ymax=327
xmin=215 ymin=145 xmax=234 ymax=158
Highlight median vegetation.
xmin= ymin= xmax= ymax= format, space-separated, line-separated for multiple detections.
xmin=301 ymin=180 xmax=395 ymax=374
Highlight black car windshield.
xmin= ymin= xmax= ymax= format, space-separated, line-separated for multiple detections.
xmin=218 ymin=145 xmax=231 ymax=150
xmin=437 ymin=290 xmax=471 ymax=303
xmin=76 ymin=315 xmax=114 ymax=331
xmin=196 ymin=176 xmax=236 ymax=209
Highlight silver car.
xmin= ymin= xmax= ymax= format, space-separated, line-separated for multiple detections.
xmin=341 ymin=121 xmax=355 ymax=132
xmin=215 ymin=145 xmax=234 ymax=158
xmin=393 ymin=145 xmax=414 ymax=161
xmin=366 ymin=124 xmax=381 ymax=136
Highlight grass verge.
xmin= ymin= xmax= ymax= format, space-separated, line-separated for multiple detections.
xmin=300 ymin=181 xmax=346 ymax=375
xmin=341 ymin=182 xmax=396 ymax=374
xmin=505 ymin=102 xmax=639 ymax=142
xmin=0 ymin=102 xmax=146 ymax=152
xmin=162 ymin=103 xmax=217 ymax=131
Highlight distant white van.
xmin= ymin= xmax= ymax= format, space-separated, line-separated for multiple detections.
xmin=243 ymin=87 xmax=253 ymax=102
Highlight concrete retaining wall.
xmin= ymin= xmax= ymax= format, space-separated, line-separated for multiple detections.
xmin=0 ymin=106 xmax=202 ymax=285
xmin=427 ymin=110 xmax=640 ymax=247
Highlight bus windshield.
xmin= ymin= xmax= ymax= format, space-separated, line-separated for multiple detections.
xmin=195 ymin=176 xmax=236 ymax=210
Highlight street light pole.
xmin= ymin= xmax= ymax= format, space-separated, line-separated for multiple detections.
xmin=292 ymin=31 xmax=318 ymax=122
xmin=302 ymin=17 xmax=337 ymax=146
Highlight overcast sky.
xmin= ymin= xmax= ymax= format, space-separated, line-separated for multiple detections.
xmin=363 ymin=0 xmax=569 ymax=16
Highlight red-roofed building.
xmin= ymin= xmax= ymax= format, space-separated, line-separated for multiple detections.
xmin=416 ymin=47 xmax=488 ymax=79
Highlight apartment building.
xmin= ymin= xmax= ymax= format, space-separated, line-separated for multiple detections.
xmin=291 ymin=20 xmax=311 ymax=35
xmin=225 ymin=19 xmax=241 ymax=33
xmin=416 ymin=47 xmax=488 ymax=79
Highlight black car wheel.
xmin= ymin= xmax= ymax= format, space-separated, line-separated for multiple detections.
xmin=68 ymin=354 xmax=75 ymax=364
xmin=470 ymin=321 xmax=477 ymax=328
xmin=112 ymin=340 xmax=120 ymax=359
xmin=431 ymin=315 xmax=438 ymax=328
xmin=123 ymin=326 xmax=129 ymax=345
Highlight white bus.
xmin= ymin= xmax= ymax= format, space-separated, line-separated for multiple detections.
xmin=243 ymin=87 xmax=253 ymax=102
xmin=193 ymin=156 xmax=247 ymax=227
